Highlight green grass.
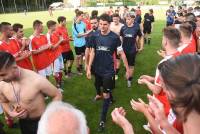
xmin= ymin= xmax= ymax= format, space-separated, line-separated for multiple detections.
xmin=0 ymin=9 xmax=166 ymax=134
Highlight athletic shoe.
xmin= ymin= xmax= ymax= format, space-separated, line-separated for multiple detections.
xmin=98 ymin=121 xmax=105 ymax=132
xmin=127 ymin=80 xmax=132 ymax=88
xmin=77 ymin=71 xmax=83 ymax=76
xmin=143 ymin=124 xmax=153 ymax=133
xmin=115 ymin=75 xmax=118 ymax=80
xmin=58 ymin=88 xmax=64 ymax=92
xmin=93 ymin=95 xmax=103 ymax=101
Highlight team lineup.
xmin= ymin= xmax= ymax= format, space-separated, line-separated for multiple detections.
xmin=0 ymin=4 xmax=200 ymax=134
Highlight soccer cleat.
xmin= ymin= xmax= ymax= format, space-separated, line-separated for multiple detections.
xmin=93 ymin=95 xmax=103 ymax=101
xmin=98 ymin=121 xmax=105 ymax=132
xmin=127 ymin=80 xmax=132 ymax=88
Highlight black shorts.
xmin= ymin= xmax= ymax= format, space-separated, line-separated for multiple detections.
xmin=125 ymin=52 xmax=137 ymax=66
xmin=62 ymin=50 xmax=74 ymax=62
xmin=94 ymin=74 xmax=115 ymax=93
xmin=19 ymin=117 xmax=40 ymax=134
xmin=143 ymin=26 xmax=152 ymax=34
xmin=75 ymin=46 xmax=86 ymax=55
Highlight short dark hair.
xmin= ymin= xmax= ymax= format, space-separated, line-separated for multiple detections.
xmin=76 ymin=11 xmax=84 ymax=17
xmin=12 ymin=23 xmax=23 ymax=33
xmin=0 ymin=51 xmax=15 ymax=71
xmin=33 ymin=20 xmax=42 ymax=29
xmin=149 ymin=9 xmax=153 ymax=14
xmin=99 ymin=13 xmax=111 ymax=23
xmin=112 ymin=13 xmax=120 ymax=18
xmin=184 ymin=13 xmax=196 ymax=22
xmin=0 ymin=22 xmax=11 ymax=32
xmin=90 ymin=16 xmax=98 ymax=21
xmin=57 ymin=16 xmax=66 ymax=24
xmin=91 ymin=10 xmax=98 ymax=18
xmin=179 ymin=23 xmax=193 ymax=38
xmin=47 ymin=20 xmax=56 ymax=29
xmin=163 ymin=26 xmax=181 ymax=48
xmin=158 ymin=54 xmax=200 ymax=122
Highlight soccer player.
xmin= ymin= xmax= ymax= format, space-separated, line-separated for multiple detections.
xmin=73 ymin=11 xmax=91 ymax=75
xmin=178 ymin=23 xmax=196 ymax=54
xmin=86 ymin=14 xmax=130 ymax=132
xmin=46 ymin=20 xmax=64 ymax=90
xmin=12 ymin=23 xmax=34 ymax=70
xmin=29 ymin=20 xmax=53 ymax=78
xmin=56 ymin=16 xmax=74 ymax=78
xmin=120 ymin=13 xmax=144 ymax=88
xmin=143 ymin=9 xmax=155 ymax=45
xmin=0 ymin=22 xmax=32 ymax=70
xmin=0 ymin=51 xmax=62 ymax=134
xmin=110 ymin=13 xmax=124 ymax=80
xmin=85 ymin=16 xmax=101 ymax=100
xmin=137 ymin=27 xmax=183 ymax=133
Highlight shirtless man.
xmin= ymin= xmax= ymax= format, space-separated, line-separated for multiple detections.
xmin=110 ymin=13 xmax=124 ymax=80
xmin=0 ymin=51 xmax=62 ymax=134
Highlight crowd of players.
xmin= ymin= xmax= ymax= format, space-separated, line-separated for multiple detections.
xmin=0 ymin=4 xmax=200 ymax=134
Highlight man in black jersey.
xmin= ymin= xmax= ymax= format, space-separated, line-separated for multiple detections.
xmin=86 ymin=14 xmax=130 ymax=132
xmin=120 ymin=12 xmax=144 ymax=88
xmin=143 ymin=9 xmax=155 ymax=44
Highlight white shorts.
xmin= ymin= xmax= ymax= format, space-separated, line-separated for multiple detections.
xmin=0 ymin=105 xmax=3 ymax=114
xmin=38 ymin=65 xmax=52 ymax=77
xmin=53 ymin=55 xmax=64 ymax=74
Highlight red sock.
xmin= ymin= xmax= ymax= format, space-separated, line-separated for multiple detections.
xmin=58 ymin=72 xmax=63 ymax=81
xmin=54 ymin=74 xmax=59 ymax=85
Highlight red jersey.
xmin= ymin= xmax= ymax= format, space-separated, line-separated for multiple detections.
xmin=56 ymin=26 xmax=71 ymax=53
xmin=0 ymin=39 xmax=33 ymax=70
xmin=154 ymin=51 xmax=181 ymax=115
xmin=154 ymin=51 xmax=183 ymax=133
xmin=178 ymin=37 xmax=196 ymax=54
xmin=82 ymin=18 xmax=91 ymax=30
xmin=29 ymin=34 xmax=53 ymax=71
xmin=46 ymin=32 xmax=62 ymax=61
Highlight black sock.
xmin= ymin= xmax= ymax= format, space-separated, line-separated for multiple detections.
xmin=110 ymin=92 xmax=113 ymax=102
xmin=128 ymin=77 xmax=133 ymax=81
xmin=96 ymin=88 xmax=101 ymax=96
xmin=64 ymin=69 xmax=67 ymax=75
xmin=79 ymin=65 xmax=83 ymax=71
xmin=100 ymin=97 xmax=110 ymax=122
xmin=67 ymin=66 xmax=72 ymax=73
xmin=116 ymin=68 xmax=120 ymax=75
xmin=148 ymin=38 xmax=151 ymax=44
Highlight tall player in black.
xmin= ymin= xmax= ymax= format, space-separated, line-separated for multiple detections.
xmin=86 ymin=14 xmax=130 ymax=132
xmin=120 ymin=13 xmax=144 ymax=88
xmin=143 ymin=9 xmax=155 ymax=44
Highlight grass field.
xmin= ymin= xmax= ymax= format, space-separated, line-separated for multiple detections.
xmin=0 ymin=8 xmax=166 ymax=134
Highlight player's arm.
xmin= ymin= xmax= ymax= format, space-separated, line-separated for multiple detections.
xmin=87 ymin=48 xmax=95 ymax=79
xmin=85 ymin=47 xmax=90 ymax=69
xmin=137 ymin=30 xmax=144 ymax=52
xmin=52 ymin=37 xmax=63 ymax=50
xmin=144 ymin=80 xmax=162 ymax=94
xmin=37 ymin=76 xmax=62 ymax=101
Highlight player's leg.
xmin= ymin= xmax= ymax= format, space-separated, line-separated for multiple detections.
xmin=115 ymin=54 xmax=121 ymax=80
xmin=65 ymin=51 xmax=74 ymax=78
xmin=75 ymin=47 xmax=82 ymax=75
xmin=94 ymin=74 xmax=103 ymax=101
xmin=147 ymin=27 xmax=152 ymax=45
xmin=98 ymin=76 xmax=114 ymax=132
xmin=126 ymin=53 xmax=136 ymax=88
